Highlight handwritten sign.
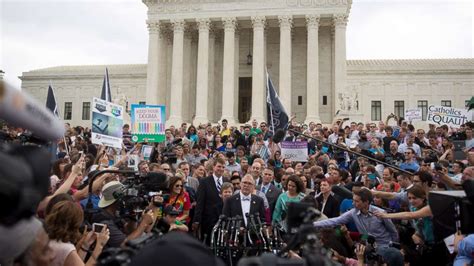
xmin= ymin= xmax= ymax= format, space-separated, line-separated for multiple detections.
xmin=281 ymin=141 xmax=308 ymax=162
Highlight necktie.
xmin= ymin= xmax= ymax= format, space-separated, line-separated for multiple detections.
xmin=261 ymin=186 xmax=267 ymax=194
xmin=217 ymin=178 xmax=222 ymax=193
xmin=242 ymin=196 xmax=250 ymax=201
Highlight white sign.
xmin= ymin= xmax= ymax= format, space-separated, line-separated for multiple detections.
xmin=427 ymin=105 xmax=469 ymax=128
xmin=281 ymin=141 xmax=308 ymax=162
xmin=405 ymin=108 xmax=422 ymax=121
xmin=91 ymin=97 xmax=124 ymax=149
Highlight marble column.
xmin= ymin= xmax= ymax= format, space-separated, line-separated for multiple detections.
xmin=234 ymin=27 xmax=240 ymax=120
xmin=145 ymin=20 xmax=161 ymax=105
xmin=305 ymin=14 xmax=321 ymax=123
xmin=208 ymin=28 xmax=216 ymax=122
xmin=193 ymin=18 xmax=211 ymax=126
xmin=167 ymin=19 xmax=185 ymax=127
xmin=278 ymin=15 xmax=293 ymax=116
xmin=221 ymin=17 xmax=238 ymax=124
xmin=250 ymin=16 xmax=266 ymax=123
xmin=333 ymin=14 xmax=348 ymax=116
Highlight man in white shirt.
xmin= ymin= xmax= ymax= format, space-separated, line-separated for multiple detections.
xmin=222 ymin=174 xmax=266 ymax=227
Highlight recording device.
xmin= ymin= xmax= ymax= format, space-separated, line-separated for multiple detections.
xmin=0 ymin=81 xmax=65 ymax=141
xmin=360 ymin=234 xmax=381 ymax=264
xmin=0 ymin=145 xmax=51 ymax=226
xmin=428 ymin=184 xmax=474 ymax=241
xmin=93 ymin=223 xmax=106 ymax=233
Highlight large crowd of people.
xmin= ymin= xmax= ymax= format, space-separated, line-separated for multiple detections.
xmin=0 ymin=115 xmax=473 ymax=266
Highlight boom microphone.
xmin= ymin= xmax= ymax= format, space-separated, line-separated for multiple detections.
xmin=0 ymin=81 xmax=65 ymax=141
xmin=272 ymin=129 xmax=286 ymax=144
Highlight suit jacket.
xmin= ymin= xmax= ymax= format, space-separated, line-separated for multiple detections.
xmin=222 ymin=193 xmax=266 ymax=227
xmin=256 ymin=183 xmax=281 ymax=213
xmin=193 ymin=176 xmax=223 ymax=232
xmin=316 ymin=193 xmax=340 ymax=218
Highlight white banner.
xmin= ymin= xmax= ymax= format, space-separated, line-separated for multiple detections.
xmin=427 ymin=105 xmax=469 ymax=128
xmin=405 ymin=108 xmax=422 ymax=122
xmin=91 ymin=97 xmax=124 ymax=148
xmin=281 ymin=141 xmax=308 ymax=162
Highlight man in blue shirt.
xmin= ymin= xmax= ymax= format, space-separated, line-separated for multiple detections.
xmin=314 ymin=188 xmax=403 ymax=266
xmin=399 ymin=148 xmax=420 ymax=172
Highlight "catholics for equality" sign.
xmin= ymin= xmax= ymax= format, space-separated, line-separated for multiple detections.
xmin=427 ymin=105 xmax=469 ymax=128
xmin=131 ymin=104 xmax=166 ymax=143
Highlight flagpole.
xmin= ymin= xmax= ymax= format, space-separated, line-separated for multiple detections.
xmin=266 ymin=70 xmax=276 ymax=134
xmin=50 ymin=80 xmax=69 ymax=157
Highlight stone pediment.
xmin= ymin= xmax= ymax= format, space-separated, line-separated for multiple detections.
xmin=143 ymin=0 xmax=352 ymax=20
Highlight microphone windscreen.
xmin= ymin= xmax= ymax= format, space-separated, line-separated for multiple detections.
xmin=272 ymin=129 xmax=286 ymax=144
xmin=332 ymin=185 xmax=353 ymax=200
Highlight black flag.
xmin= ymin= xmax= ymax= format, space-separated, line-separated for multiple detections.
xmin=266 ymin=71 xmax=289 ymax=133
xmin=100 ymin=68 xmax=112 ymax=102
xmin=46 ymin=85 xmax=59 ymax=117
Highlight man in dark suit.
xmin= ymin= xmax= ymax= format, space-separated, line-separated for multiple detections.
xmin=223 ymin=174 xmax=266 ymax=227
xmin=193 ymin=158 xmax=225 ymax=245
xmin=257 ymin=167 xmax=281 ymax=214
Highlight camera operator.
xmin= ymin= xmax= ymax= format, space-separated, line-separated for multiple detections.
xmin=155 ymin=205 xmax=189 ymax=233
xmin=92 ymin=181 xmax=156 ymax=248
xmin=313 ymin=188 xmax=404 ymax=266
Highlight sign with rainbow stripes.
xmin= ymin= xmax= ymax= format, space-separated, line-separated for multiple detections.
xmin=131 ymin=104 xmax=166 ymax=143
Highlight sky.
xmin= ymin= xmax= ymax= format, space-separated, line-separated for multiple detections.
xmin=1 ymin=0 xmax=472 ymax=89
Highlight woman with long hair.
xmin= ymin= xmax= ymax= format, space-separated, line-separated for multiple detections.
xmin=272 ymin=175 xmax=306 ymax=232
xmin=214 ymin=134 xmax=225 ymax=152
xmin=186 ymin=125 xmax=198 ymax=143
xmin=166 ymin=176 xmax=191 ymax=224
xmin=45 ymin=201 xmax=109 ymax=266
xmin=374 ymin=185 xmax=447 ymax=265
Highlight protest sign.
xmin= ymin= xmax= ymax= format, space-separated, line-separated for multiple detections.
xmin=427 ymin=105 xmax=469 ymax=128
xmin=405 ymin=108 xmax=422 ymax=122
xmin=141 ymin=145 xmax=154 ymax=160
xmin=91 ymin=97 xmax=123 ymax=149
xmin=131 ymin=104 xmax=166 ymax=143
xmin=281 ymin=141 xmax=308 ymax=162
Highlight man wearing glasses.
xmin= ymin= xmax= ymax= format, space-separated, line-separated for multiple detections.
xmin=399 ymin=148 xmax=420 ymax=172
xmin=222 ymin=174 xmax=265 ymax=227
xmin=398 ymin=132 xmax=422 ymax=157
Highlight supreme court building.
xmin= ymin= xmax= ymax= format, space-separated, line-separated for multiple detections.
xmin=21 ymin=0 xmax=474 ymax=127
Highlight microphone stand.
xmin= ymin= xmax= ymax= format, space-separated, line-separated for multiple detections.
xmin=211 ymin=216 xmax=224 ymax=256
xmin=286 ymin=128 xmax=414 ymax=176
xmin=256 ymin=216 xmax=269 ymax=252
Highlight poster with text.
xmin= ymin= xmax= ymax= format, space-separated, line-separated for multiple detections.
xmin=427 ymin=105 xmax=469 ymax=128
xmin=131 ymin=104 xmax=166 ymax=143
xmin=91 ymin=97 xmax=123 ymax=149
xmin=281 ymin=141 xmax=308 ymax=162
xmin=405 ymin=108 xmax=422 ymax=122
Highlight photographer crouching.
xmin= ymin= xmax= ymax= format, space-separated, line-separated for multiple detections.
xmin=91 ymin=181 xmax=157 ymax=248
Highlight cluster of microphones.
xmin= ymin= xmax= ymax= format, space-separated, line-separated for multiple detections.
xmin=211 ymin=214 xmax=284 ymax=262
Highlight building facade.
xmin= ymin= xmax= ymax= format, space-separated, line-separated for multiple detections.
xmin=20 ymin=0 xmax=474 ymax=127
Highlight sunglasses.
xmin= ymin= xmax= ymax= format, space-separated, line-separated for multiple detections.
xmin=174 ymin=184 xmax=183 ymax=188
